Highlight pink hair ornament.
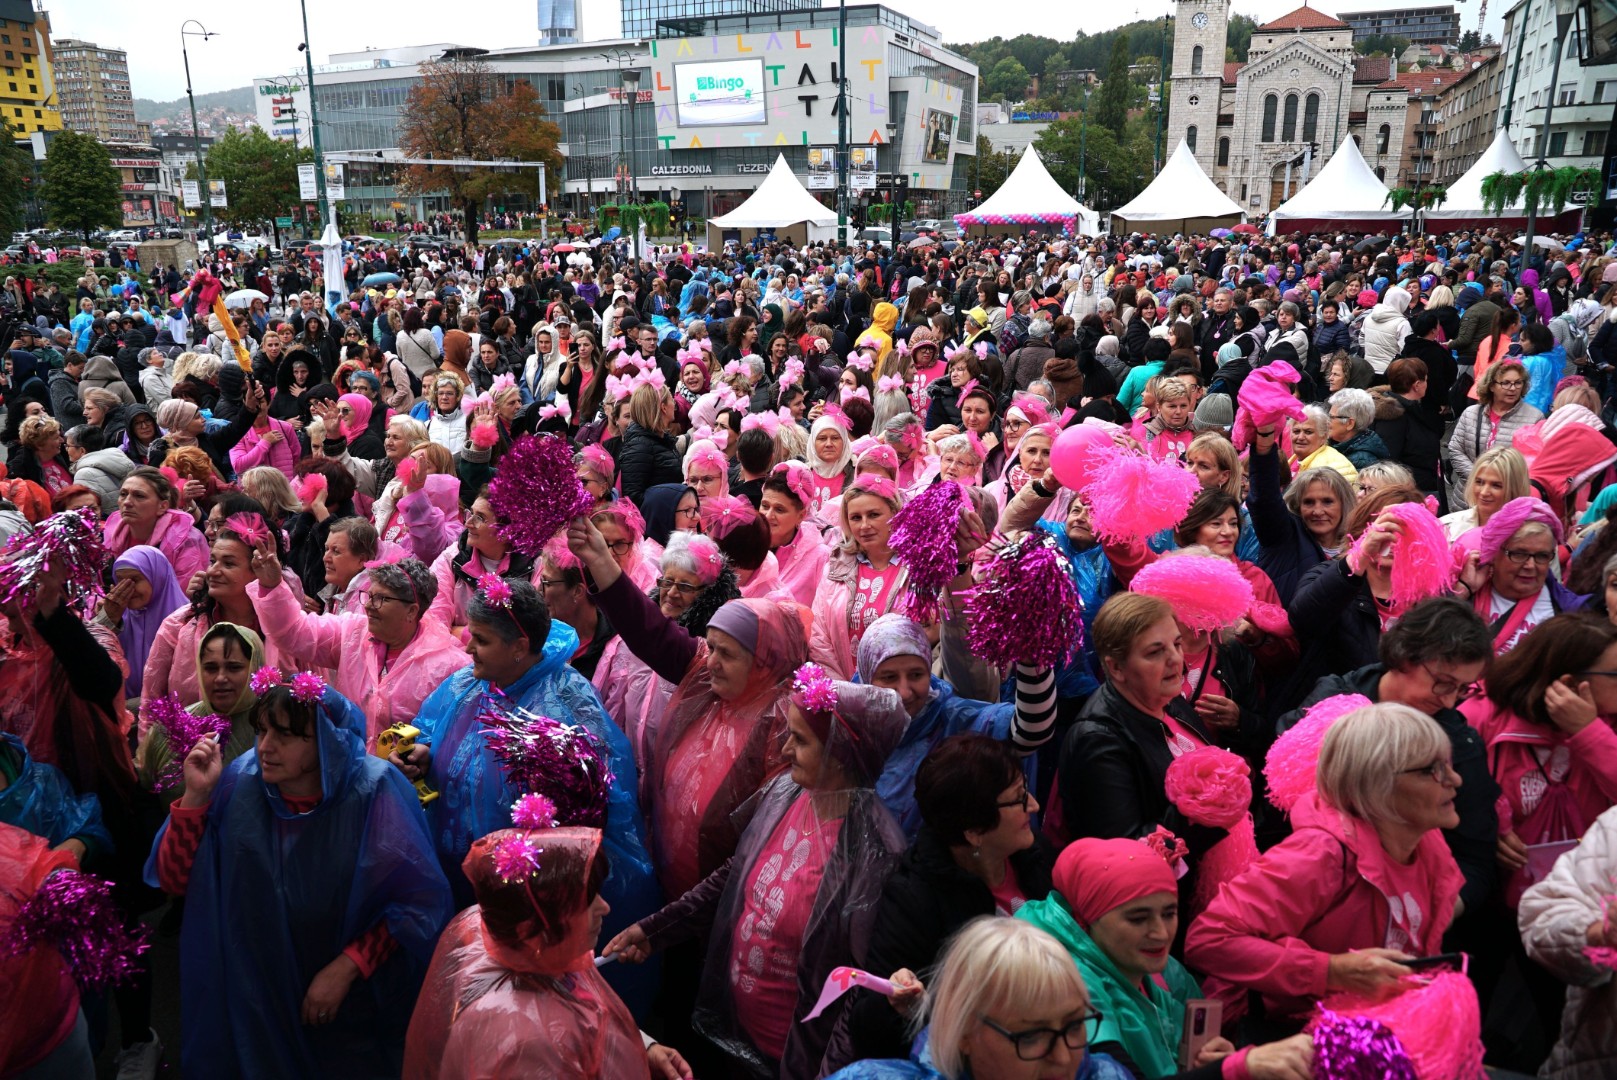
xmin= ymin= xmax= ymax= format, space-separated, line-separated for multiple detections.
xmin=224 ymin=512 xmax=271 ymax=548
xmin=877 ymin=375 xmax=905 ymax=394
xmin=538 ymin=397 xmax=572 ymax=423
xmin=840 ymin=386 xmax=871 ymax=404
xmin=771 ymin=461 xmax=817 ymax=508
xmin=293 ymin=471 xmax=328 ymax=506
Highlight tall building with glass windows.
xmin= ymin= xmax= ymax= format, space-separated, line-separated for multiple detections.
xmin=538 ymin=0 xmax=582 ymax=46
xmin=0 ymin=0 xmax=60 ymax=134
xmin=53 ymin=37 xmax=139 ymax=142
xmin=622 ymin=0 xmax=818 ymax=39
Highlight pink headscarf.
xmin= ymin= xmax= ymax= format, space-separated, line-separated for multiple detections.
xmin=1055 ymin=836 xmax=1179 ymax=928
xmin=338 ymin=393 xmax=374 ymax=446
xmin=1476 ymin=496 xmax=1563 ymax=565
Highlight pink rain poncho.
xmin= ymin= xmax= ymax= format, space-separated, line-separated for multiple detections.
xmin=404 ymin=828 xmax=650 ymax=1080
xmin=103 ymin=508 xmax=209 ymax=593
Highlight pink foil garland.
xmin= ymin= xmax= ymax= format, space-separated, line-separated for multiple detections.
xmin=486 ymin=433 xmax=596 ymax=557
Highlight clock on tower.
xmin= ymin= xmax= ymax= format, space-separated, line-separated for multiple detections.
xmin=1170 ymin=0 xmax=1228 ymax=166
xmin=1192 ymin=11 xmax=1209 ymax=28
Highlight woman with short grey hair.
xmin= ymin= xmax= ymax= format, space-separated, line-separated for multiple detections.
xmin=1326 ymin=388 xmax=1389 ymax=470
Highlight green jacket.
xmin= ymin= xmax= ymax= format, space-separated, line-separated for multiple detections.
xmin=1017 ymin=892 xmax=1202 ymax=1079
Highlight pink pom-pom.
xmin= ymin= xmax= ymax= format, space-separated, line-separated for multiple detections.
xmin=293 ymin=471 xmax=327 ymax=506
xmin=964 ymin=530 xmax=1083 ymax=670
xmin=479 ymin=573 xmax=513 ymax=608
xmin=144 ymin=693 xmax=232 ymax=788
xmin=0 ymin=868 xmax=150 ymax=991
xmin=1265 ymin=694 xmax=1373 ymax=812
xmin=469 ymin=419 xmax=500 ymax=450
xmin=1384 ymin=501 xmax=1455 ymax=607
xmin=1165 ymin=746 xmax=1252 ymax=829
xmin=394 ymin=456 xmax=418 ymax=487
xmin=791 ymin=662 xmax=841 ymax=714
xmin=1318 ymin=972 xmax=1485 ymax=1080
xmin=1081 ymin=452 xmax=1201 ymax=544
xmin=479 ymin=695 xmax=613 ymax=827
xmin=888 ymin=480 xmax=966 ymax=623
xmin=159 ymin=466 xmax=181 ymax=490
xmin=511 ymin=792 xmax=558 ymax=830
xmin=289 ymin=671 xmax=327 ymax=705
xmin=492 ymin=835 xmax=544 ymax=882
xmin=224 ymin=512 xmax=270 ymax=548
xmin=1310 ymin=1012 xmax=1418 ymax=1080
xmin=1131 ymin=556 xmax=1255 ymax=633
xmin=485 ymin=434 xmax=597 ymax=557
xmin=0 ymin=506 xmax=108 ymax=613
xmin=249 ymin=665 xmax=283 ymax=697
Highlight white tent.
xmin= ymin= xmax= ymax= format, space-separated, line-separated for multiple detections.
xmin=708 ymin=154 xmax=837 ymax=245
xmin=1426 ymin=130 xmax=1529 ymax=220
xmin=1111 ymin=140 xmax=1244 ymax=232
xmin=954 ymin=144 xmax=1100 ymax=236
xmin=1267 ymin=136 xmax=1408 ymax=235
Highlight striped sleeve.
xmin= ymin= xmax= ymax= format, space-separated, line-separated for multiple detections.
xmin=1010 ymin=663 xmax=1057 ymax=753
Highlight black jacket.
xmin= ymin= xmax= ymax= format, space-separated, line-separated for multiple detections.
xmin=1275 ymin=556 xmax=1382 ymax=719
xmin=617 ymin=421 xmax=683 ymax=505
xmin=1274 ymin=663 xmax=1499 ymax=920
xmin=1396 ymin=334 xmax=1459 ymax=419
xmin=1372 ymin=392 xmax=1444 ymax=497
xmin=847 ymin=825 xmax=1054 ymax=1061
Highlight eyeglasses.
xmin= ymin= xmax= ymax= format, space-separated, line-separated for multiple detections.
xmin=1577 ymin=669 xmax=1617 ymax=679
xmin=1501 ymin=548 xmax=1554 ymax=568
xmin=996 ymin=787 xmax=1033 ymax=812
xmin=688 ymin=474 xmax=721 ymax=487
xmin=1418 ymin=662 xmax=1479 ymax=702
xmin=982 ymin=1011 xmax=1103 ymax=1061
xmin=1493 ymin=380 xmax=1525 ymax=390
xmin=539 ymin=577 xmax=570 ymax=590
xmin=656 ymin=576 xmax=704 ymax=597
xmin=467 ymin=511 xmax=495 ymax=527
xmin=1399 ymin=758 xmax=1457 ymax=784
xmin=602 ymin=537 xmax=633 ymax=556
xmin=363 ymin=592 xmax=411 ymax=611
xmin=673 ymin=505 xmax=701 ymax=521
xmin=1328 ymin=413 xmax=1350 ymax=422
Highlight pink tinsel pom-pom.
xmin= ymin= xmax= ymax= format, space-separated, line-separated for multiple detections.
xmin=0 ymin=506 xmax=108 ymax=613
xmin=0 ymin=868 xmax=150 ymax=990
xmin=492 ymin=835 xmax=544 ymax=882
xmin=1318 ymin=972 xmax=1486 ymax=1080
xmin=511 ymin=792 xmax=558 ymax=830
xmin=144 ymin=693 xmax=232 ymax=788
xmin=1130 ymin=556 xmax=1255 ymax=633
xmin=791 ymin=662 xmax=841 ymax=714
xmin=1081 ymin=453 xmax=1201 ymax=544
xmin=1310 ymin=1012 xmax=1418 ymax=1080
xmin=1165 ymin=746 xmax=1252 ymax=829
xmin=479 ymin=695 xmax=613 ymax=827
xmin=289 ymin=671 xmax=327 ymax=705
xmin=249 ymin=665 xmax=283 ymax=697
xmin=469 ymin=419 xmax=500 ymax=450
xmin=486 ymin=433 xmax=597 ymax=557
xmin=888 ymin=481 xmax=966 ymax=623
xmin=1384 ymin=501 xmax=1456 ymax=607
xmin=293 ymin=471 xmax=327 ymax=506
xmin=963 ymin=530 xmax=1082 ymax=670
xmin=1265 ymin=694 xmax=1373 ymax=812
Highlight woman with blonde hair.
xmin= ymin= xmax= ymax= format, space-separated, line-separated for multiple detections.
xmin=1441 ymin=445 xmax=1530 ymax=541
xmin=617 ymin=381 xmax=682 ymax=505
xmin=237 ymin=466 xmax=301 ymax=532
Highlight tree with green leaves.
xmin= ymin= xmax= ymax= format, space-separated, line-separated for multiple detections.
xmin=1092 ymin=34 xmax=1133 ymax=139
xmin=984 ymin=57 xmax=1031 ymax=102
xmin=202 ymin=126 xmax=313 ymax=243
xmin=1227 ymin=15 xmax=1257 ymax=63
xmin=1034 ymin=116 xmax=1152 ymax=210
xmin=41 ymin=129 xmax=122 ymax=241
xmin=0 ymin=121 xmax=32 ymax=239
xmin=1458 ymin=29 xmax=1482 ymax=52
xmin=1355 ymin=33 xmax=1411 ymax=57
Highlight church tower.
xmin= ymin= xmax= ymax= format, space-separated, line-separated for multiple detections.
xmin=1169 ymin=0 xmax=1228 ymax=173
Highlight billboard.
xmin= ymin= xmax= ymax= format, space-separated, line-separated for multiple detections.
xmin=920 ymin=109 xmax=955 ymax=164
xmin=181 ymin=180 xmax=201 ymax=209
xmin=806 ymin=147 xmax=835 ymax=189
xmin=674 ymin=59 xmax=766 ymax=127
xmin=208 ymin=180 xmax=227 ymax=208
xmin=253 ymin=77 xmax=311 ymax=145
xmin=849 ymin=146 xmax=878 ymax=190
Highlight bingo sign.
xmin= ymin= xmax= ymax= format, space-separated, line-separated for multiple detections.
xmin=675 ymin=59 xmax=766 ymax=127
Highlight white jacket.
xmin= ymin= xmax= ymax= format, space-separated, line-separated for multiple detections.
xmin=1361 ymin=289 xmax=1413 ymax=374
xmin=1520 ymin=803 xmax=1617 ymax=1080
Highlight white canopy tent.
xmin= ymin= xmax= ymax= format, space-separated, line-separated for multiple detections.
xmin=1267 ymin=136 xmax=1408 ymax=235
xmin=1424 ymin=129 xmax=1583 ymax=231
xmin=954 ymin=144 xmax=1100 ymax=236
xmin=707 ymin=154 xmax=838 ymax=246
xmin=1111 ymin=140 xmax=1245 ymax=233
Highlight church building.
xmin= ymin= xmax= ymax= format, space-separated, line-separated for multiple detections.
xmin=1168 ymin=1 xmax=1409 ymax=215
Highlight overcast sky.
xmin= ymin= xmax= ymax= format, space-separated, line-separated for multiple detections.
xmin=51 ymin=0 xmax=1506 ymax=103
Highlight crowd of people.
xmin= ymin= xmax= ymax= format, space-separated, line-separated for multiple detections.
xmin=2 ymin=216 xmax=1617 ymax=1080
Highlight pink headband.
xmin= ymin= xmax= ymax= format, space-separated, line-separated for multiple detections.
xmin=685 ymin=445 xmax=727 ymax=478
xmin=840 ymin=386 xmax=872 ymax=404
xmin=1477 ymin=496 xmax=1563 ymax=565
xmin=856 ymin=442 xmax=900 ymax=472
xmin=699 ymin=494 xmax=758 ymax=539
xmin=771 ymin=460 xmax=816 ymax=507
xmin=847 ymin=474 xmax=901 ymax=502
xmin=579 ymin=444 xmax=614 ymax=480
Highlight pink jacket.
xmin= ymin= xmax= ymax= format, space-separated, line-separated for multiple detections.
xmin=808 ymin=549 xmax=910 ymax=680
xmin=592 ymin=636 xmax=676 ymax=810
xmin=773 ymin=521 xmax=830 ymax=607
xmin=227 ymin=417 xmax=301 ymax=480
xmin=138 ymin=607 xmax=293 ymax=728
xmin=1184 ymin=793 xmax=1464 ymax=1019
xmin=105 ymin=510 xmax=209 ymax=592
xmin=248 ymin=578 xmax=468 ymax=746
xmin=395 ymin=474 xmax=463 ymax=565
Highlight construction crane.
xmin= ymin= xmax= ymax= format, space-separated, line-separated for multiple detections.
xmin=1476 ymin=0 xmax=1487 ymax=34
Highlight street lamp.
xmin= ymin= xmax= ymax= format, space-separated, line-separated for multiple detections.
xmin=1521 ymin=0 xmax=1582 ymax=258
xmin=180 ymin=20 xmax=215 ymax=246
xmin=622 ymin=68 xmax=641 ymax=202
xmin=297 ymin=0 xmax=331 ymax=230
xmin=886 ymin=122 xmax=898 ymax=232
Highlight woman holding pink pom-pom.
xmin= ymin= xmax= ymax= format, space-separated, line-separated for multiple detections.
xmin=810 ymin=474 xmax=915 ymax=681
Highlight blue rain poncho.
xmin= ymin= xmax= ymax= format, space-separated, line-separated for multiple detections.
xmin=0 ymin=732 xmax=111 ymax=851
xmin=143 ymin=687 xmax=452 ymax=1079
xmin=412 ymin=618 xmax=663 ymax=1017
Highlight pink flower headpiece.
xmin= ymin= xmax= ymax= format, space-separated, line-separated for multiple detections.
xmin=855 ymin=440 xmax=900 ymax=472
xmin=249 ymin=665 xmax=327 ymax=705
xmin=685 ymin=443 xmax=727 ymax=478
xmin=538 ymin=397 xmax=572 ymax=423
xmin=771 ymin=460 xmax=816 ymax=507
xmin=1007 ymin=392 xmax=1053 ymax=427
xmin=224 ymin=512 xmax=270 ymax=548
xmin=699 ymin=494 xmax=758 ymax=539
xmin=489 ymin=373 xmax=517 ymax=398
xmin=689 ymin=423 xmax=730 ymax=449
xmin=840 ymin=386 xmax=871 ymax=404
xmin=510 ymin=792 xmax=558 ymax=831
xmin=668 ymin=532 xmax=725 ymax=585
xmin=877 ymin=374 xmax=905 ymax=394
xmin=780 ymin=357 xmax=806 ymax=388
xmin=791 ymin=661 xmax=840 ymax=714
xmin=478 ymin=572 xmax=514 ymax=608
xmin=578 ymin=443 xmax=615 ymax=479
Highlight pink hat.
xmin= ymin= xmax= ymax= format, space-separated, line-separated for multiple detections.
xmin=1357 ymin=289 xmax=1379 ymax=309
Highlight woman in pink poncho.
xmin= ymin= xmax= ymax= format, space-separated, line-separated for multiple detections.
xmin=810 ymin=475 xmax=912 ymax=681
xmin=1185 ymin=702 xmax=1464 ymax=1024
xmin=103 ymin=467 xmax=209 ymax=594
xmin=404 ymin=827 xmax=688 ymax=1080
xmin=760 ymin=463 xmax=830 ymax=608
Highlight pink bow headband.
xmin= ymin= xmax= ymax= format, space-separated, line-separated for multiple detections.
xmin=539 ymin=397 xmax=572 ymax=422
xmin=771 ymin=460 xmax=816 ymax=507
xmin=685 ymin=444 xmax=727 ymax=477
xmin=780 ymin=358 xmax=806 ymax=388
xmin=848 ymin=473 xmax=901 ymax=501
xmin=741 ymin=408 xmax=792 ymax=436
xmin=877 ymin=375 xmax=905 ymax=394
xmin=846 ymin=350 xmax=875 ymax=372
xmin=840 ymin=386 xmax=871 ymax=404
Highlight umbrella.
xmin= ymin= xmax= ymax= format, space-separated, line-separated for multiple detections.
xmin=362 ymin=271 xmax=401 ymax=287
xmin=1231 ymin=223 xmax=1260 ymax=235
xmin=1513 ymin=235 xmax=1560 ymax=250
xmin=603 ymin=226 xmax=622 ymax=241
xmin=222 ymin=289 xmax=268 ymax=310
xmin=1353 ymin=235 xmax=1393 ymax=253
xmin=907 ymin=235 xmax=936 ymax=250
xmin=1209 ymin=228 xmax=1233 ymax=239
xmin=553 ymin=243 xmax=576 ymax=253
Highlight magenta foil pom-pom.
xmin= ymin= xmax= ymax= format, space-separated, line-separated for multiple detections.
xmin=963 ymin=530 xmax=1082 ymax=670
xmin=144 ymin=693 xmax=231 ymax=788
xmin=289 ymin=671 xmax=327 ymax=705
xmin=0 ymin=506 xmax=109 ymax=612
xmin=249 ymin=665 xmax=283 ymax=698
xmin=479 ymin=693 xmax=613 ymax=828
xmin=1310 ymin=1011 xmax=1418 ymax=1080
xmin=511 ymin=792 xmax=558 ymax=830
xmin=0 ymin=868 xmax=150 ymax=990
xmin=1265 ymin=693 xmax=1373 ymax=812
xmin=486 ymin=434 xmax=597 ymax=557
xmin=479 ymin=573 xmax=513 ymax=608
xmin=1081 ymin=452 xmax=1201 ymax=544
xmin=888 ymin=480 xmax=967 ymax=623
xmin=1131 ymin=556 xmax=1255 ymax=633
xmin=791 ymin=662 xmax=841 ymax=714
xmin=492 ymin=835 xmax=544 ymax=882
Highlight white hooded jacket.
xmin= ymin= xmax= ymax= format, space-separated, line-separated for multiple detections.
xmin=1361 ymin=286 xmax=1412 ymax=374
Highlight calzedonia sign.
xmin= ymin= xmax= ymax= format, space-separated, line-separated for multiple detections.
xmin=650 ymin=164 xmax=713 ymax=176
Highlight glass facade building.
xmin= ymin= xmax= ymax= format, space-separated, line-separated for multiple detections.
xmin=621 ymin=0 xmax=818 ymax=40
xmin=537 ymin=0 xmax=581 ymax=46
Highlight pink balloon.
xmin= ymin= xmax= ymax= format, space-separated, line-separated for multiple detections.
xmin=1049 ymin=422 xmax=1123 ymax=490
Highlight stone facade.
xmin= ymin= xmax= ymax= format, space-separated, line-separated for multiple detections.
xmin=1167 ymin=1 xmax=1408 ymax=215
xmin=1434 ymin=51 xmax=1505 ymax=187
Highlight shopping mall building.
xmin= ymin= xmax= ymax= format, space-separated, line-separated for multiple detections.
xmin=252 ymin=3 xmax=978 ymax=225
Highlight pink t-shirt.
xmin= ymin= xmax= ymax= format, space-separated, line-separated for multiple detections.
xmin=988 ymin=861 xmax=1027 ymax=915
xmin=730 ymin=797 xmax=842 ymax=1059
xmin=1378 ymin=853 xmax=1429 ymax=953
xmin=1181 ymin=650 xmax=1225 ymax=703
xmin=1161 ymin=713 xmax=1206 ymax=759
xmin=41 ymin=460 xmax=72 ymax=495
xmin=380 ymin=506 xmax=407 ymax=546
xmin=809 ymin=471 xmax=845 ymax=518
xmin=850 ymin=561 xmax=902 ymax=645
xmin=658 ymin=707 xmax=749 ymax=898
